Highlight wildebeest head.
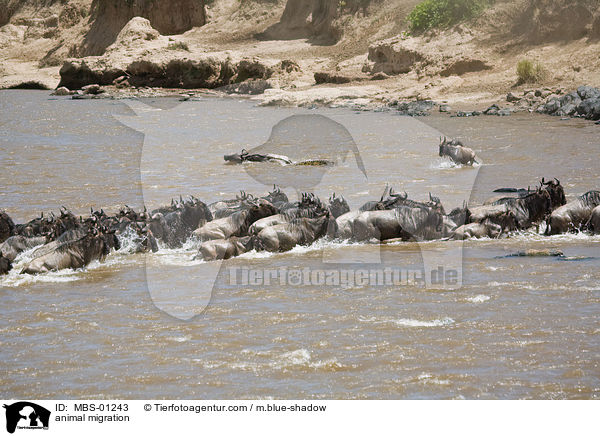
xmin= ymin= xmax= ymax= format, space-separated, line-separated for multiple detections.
xmin=439 ymin=136 xmax=464 ymax=156
xmin=427 ymin=192 xmax=446 ymax=215
xmin=448 ymin=203 xmax=471 ymax=227
xmin=328 ymin=193 xmax=350 ymax=218
xmin=262 ymin=186 xmax=288 ymax=206
xmin=246 ymin=200 xmax=278 ymax=223
xmin=439 ymin=137 xmax=448 ymax=156
xmin=224 ymin=152 xmax=244 ymax=164
xmin=181 ymin=197 xmax=212 ymax=230
xmin=541 ymin=178 xmax=566 ymax=209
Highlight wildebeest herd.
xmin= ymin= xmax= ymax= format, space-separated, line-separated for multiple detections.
xmin=1 ymin=175 xmax=599 ymax=276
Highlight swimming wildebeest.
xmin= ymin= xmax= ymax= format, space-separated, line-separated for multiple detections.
xmin=438 ymin=137 xmax=478 ymax=166
xmin=452 ymin=213 xmax=518 ymax=240
xmin=224 ymin=149 xmax=293 ymax=165
xmin=147 ymin=197 xmax=212 ymax=248
xmin=14 ymin=208 xmax=79 ymax=239
xmin=207 ymin=187 xmax=286 ymax=219
xmin=255 ymin=213 xmax=332 ymax=252
xmin=490 ymin=178 xmax=566 ymax=209
xmin=546 ymin=191 xmax=600 ymax=235
xmin=0 ymin=210 xmax=15 ymax=243
xmin=195 ymin=236 xmax=256 ymax=261
xmin=442 ymin=203 xmax=471 ymax=237
xmin=491 ymin=188 xmax=552 ymax=229
xmin=0 ymin=235 xmax=49 ymax=262
xmin=193 ymin=200 xmax=277 ymax=241
xmin=349 ymin=205 xmax=444 ymax=242
xmin=208 ymin=191 xmax=255 ymax=219
xmin=249 ymin=193 xmax=347 ymax=236
xmin=586 ymin=206 xmax=600 ymax=234
xmin=20 ymin=226 xmax=116 ymax=274
xmin=333 ymin=189 xmax=445 ymax=240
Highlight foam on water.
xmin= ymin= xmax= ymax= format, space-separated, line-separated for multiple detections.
xmin=359 ymin=316 xmax=455 ymax=327
xmin=431 ymin=158 xmax=482 ymax=170
xmin=467 ymin=294 xmax=491 ymax=303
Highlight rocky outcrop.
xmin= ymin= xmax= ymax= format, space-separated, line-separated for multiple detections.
xmin=58 ymin=55 xmax=274 ymax=90
xmin=512 ymin=0 xmax=598 ymax=43
xmin=80 ymin=0 xmax=206 ymax=56
xmin=366 ymin=37 xmax=427 ymax=75
xmin=364 ymin=33 xmax=491 ymax=79
xmin=506 ymin=85 xmax=600 ymax=120
xmin=260 ymin=0 xmax=339 ymax=44
xmin=394 ymin=100 xmax=435 ymax=116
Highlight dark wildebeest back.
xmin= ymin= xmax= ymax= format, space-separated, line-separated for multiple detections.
xmin=0 ymin=210 xmax=15 ymax=243
xmin=492 ymin=189 xmax=552 ymax=229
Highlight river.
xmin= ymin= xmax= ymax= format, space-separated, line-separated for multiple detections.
xmin=0 ymin=90 xmax=598 ymax=399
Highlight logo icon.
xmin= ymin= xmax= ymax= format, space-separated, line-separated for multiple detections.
xmin=3 ymin=402 xmax=50 ymax=434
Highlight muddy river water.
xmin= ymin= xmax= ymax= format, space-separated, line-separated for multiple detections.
xmin=0 ymin=90 xmax=598 ymax=399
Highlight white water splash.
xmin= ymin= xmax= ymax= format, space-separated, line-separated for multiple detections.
xmin=467 ymin=294 xmax=491 ymax=303
xmin=359 ymin=316 xmax=455 ymax=327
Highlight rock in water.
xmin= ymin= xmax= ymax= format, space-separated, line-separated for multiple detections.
xmin=52 ymin=86 xmax=71 ymax=96
xmin=502 ymin=249 xmax=564 ymax=258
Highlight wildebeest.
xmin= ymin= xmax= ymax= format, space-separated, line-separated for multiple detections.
xmin=14 ymin=208 xmax=79 ymax=239
xmin=255 ymin=213 xmax=331 ymax=252
xmin=147 ymin=197 xmax=212 ymax=248
xmin=224 ymin=149 xmax=293 ymax=165
xmin=333 ymin=189 xmax=445 ymax=240
xmin=546 ymin=191 xmax=600 ymax=235
xmin=541 ymin=178 xmax=566 ymax=210
xmin=586 ymin=206 xmax=600 ymax=234
xmin=0 ymin=210 xmax=15 ymax=243
xmin=328 ymin=193 xmax=350 ymax=218
xmin=438 ymin=137 xmax=478 ymax=166
xmin=208 ymin=188 xmax=287 ymax=219
xmin=350 ymin=205 xmax=444 ymax=242
xmin=194 ymin=200 xmax=277 ymax=241
xmin=208 ymin=192 xmax=251 ymax=219
xmin=442 ymin=204 xmax=471 ymax=237
xmin=452 ymin=213 xmax=518 ymax=240
xmin=491 ymin=188 xmax=552 ymax=229
xmin=250 ymin=193 xmax=347 ymax=236
xmin=195 ymin=236 xmax=256 ymax=261
xmin=489 ymin=178 xmax=565 ymax=209
xmin=20 ymin=226 xmax=115 ymax=275
xmin=0 ymin=235 xmax=49 ymax=262
xmin=0 ymin=253 xmax=11 ymax=275
xmin=117 ymin=223 xmax=158 ymax=253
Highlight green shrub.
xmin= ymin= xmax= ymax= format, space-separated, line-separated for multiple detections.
xmin=516 ymin=59 xmax=547 ymax=84
xmin=167 ymin=41 xmax=190 ymax=51
xmin=407 ymin=0 xmax=491 ymax=32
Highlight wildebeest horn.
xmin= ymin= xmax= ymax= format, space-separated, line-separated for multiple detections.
xmin=555 ymin=178 xmax=560 ymax=185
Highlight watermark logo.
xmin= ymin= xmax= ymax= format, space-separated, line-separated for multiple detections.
xmin=3 ymin=402 xmax=50 ymax=434
xmin=116 ymin=100 xmax=481 ymax=320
